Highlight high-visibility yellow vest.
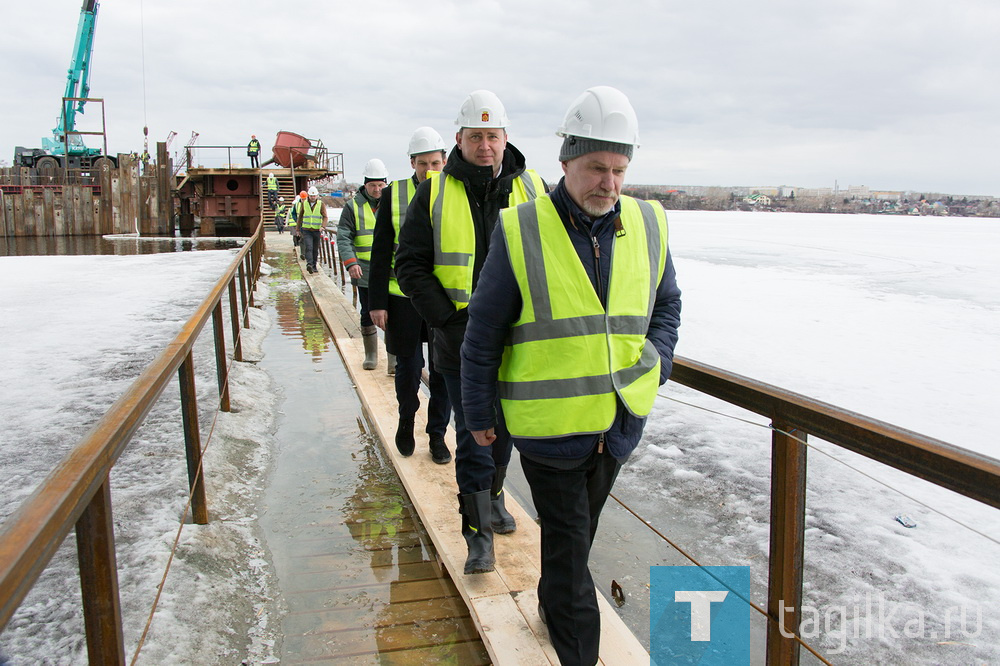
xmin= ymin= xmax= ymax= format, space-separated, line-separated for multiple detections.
xmin=497 ymin=195 xmax=668 ymax=438
xmin=299 ymin=199 xmax=325 ymax=230
xmin=346 ymin=196 xmax=377 ymax=262
xmin=428 ymin=169 xmax=545 ymax=310
xmin=387 ymin=178 xmax=416 ymax=297
xmin=267 ymin=174 xmax=278 ymax=191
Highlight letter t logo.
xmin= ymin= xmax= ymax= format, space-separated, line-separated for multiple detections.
xmin=675 ymin=590 xmax=729 ymax=641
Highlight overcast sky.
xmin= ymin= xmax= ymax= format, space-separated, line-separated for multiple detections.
xmin=3 ymin=0 xmax=999 ymax=196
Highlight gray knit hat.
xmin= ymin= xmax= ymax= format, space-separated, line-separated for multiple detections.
xmin=559 ymin=135 xmax=634 ymax=162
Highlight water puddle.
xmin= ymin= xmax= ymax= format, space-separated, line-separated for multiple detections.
xmin=257 ymin=247 xmax=489 ymax=664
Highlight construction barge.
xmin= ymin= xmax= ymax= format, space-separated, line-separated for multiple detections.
xmin=174 ymin=132 xmax=343 ymax=236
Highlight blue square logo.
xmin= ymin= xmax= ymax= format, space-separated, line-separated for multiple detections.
xmin=650 ymin=566 xmax=757 ymax=664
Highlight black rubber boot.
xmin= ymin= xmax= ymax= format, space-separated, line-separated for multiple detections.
xmin=491 ymin=465 xmax=517 ymax=534
xmin=395 ymin=418 xmax=415 ymax=456
xmin=460 ymin=491 xmax=495 ymax=574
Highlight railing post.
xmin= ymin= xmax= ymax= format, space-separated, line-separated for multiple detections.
xmin=228 ymin=278 xmax=243 ymax=362
xmin=212 ymin=301 xmax=231 ymax=412
xmin=244 ymin=253 xmax=255 ymax=309
xmin=76 ymin=479 xmax=126 ymax=665
xmin=178 ymin=351 xmax=209 ymax=525
xmin=766 ymin=421 xmax=807 ymax=665
xmin=237 ymin=261 xmax=249 ymax=328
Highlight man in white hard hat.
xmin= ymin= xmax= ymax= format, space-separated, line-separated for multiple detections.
xmin=395 ymin=90 xmax=547 ymax=576
xmin=266 ymin=171 xmax=279 ymax=210
xmin=298 ymin=186 xmax=327 ymax=274
xmin=461 ymin=86 xmax=681 ymax=664
xmin=274 ymin=196 xmax=288 ymax=233
xmin=369 ymin=128 xmax=453 ymax=464
xmin=337 ymin=158 xmax=388 ymax=370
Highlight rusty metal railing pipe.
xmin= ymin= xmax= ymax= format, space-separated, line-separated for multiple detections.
xmin=0 ymin=223 xmax=262 ymax=641
xmin=178 ymin=350 xmax=208 ymax=525
xmin=667 ymin=355 xmax=1000 ymax=665
xmin=238 ymin=261 xmax=249 ymax=328
xmin=669 ymin=357 xmax=1000 ymax=509
xmin=766 ymin=420 xmax=807 ymax=664
xmin=228 ymin=277 xmax=243 ymax=363
xmin=212 ymin=301 xmax=231 ymax=412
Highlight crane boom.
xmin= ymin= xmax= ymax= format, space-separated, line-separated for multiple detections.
xmin=41 ymin=0 xmax=101 ymax=155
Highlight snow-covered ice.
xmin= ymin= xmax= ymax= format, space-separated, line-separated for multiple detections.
xmin=1 ymin=209 xmax=998 ymax=664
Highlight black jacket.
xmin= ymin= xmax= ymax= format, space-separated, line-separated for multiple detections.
xmin=395 ymin=143 xmax=535 ymax=373
xmin=368 ymin=174 xmax=429 ymax=356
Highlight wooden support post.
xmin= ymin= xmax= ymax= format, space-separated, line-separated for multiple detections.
xmin=212 ymin=301 xmax=231 ymax=412
xmin=76 ymin=479 xmax=126 ymax=665
xmin=228 ymin=278 xmax=243 ymax=363
xmin=766 ymin=421 xmax=807 ymax=665
xmin=177 ymin=351 xmax=209 ymax=525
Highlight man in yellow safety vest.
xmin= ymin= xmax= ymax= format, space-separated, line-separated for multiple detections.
xmin=337 ymin=159 xmax=388 ymax=370
xmin=298 ymin=186 xmax=327 ymax=274
xmin=395 ymin=90 xmax=546 ymax=576
xmin=462 ymin=86 xmax=682 ymax=665
xmin=368 ymin=128 xmax=453 ymax=464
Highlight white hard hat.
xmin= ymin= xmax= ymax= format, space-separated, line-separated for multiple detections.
xmin=408 ymin=127 xmax=447 ymax=156
xmin=556 ymin=86 xmax=639 ymax=148
xmin=278 ymin=196 xmax=284 ymax=202
xmin=362 ymin=158 xmax=389 ymax=181
xmin=307 ymin=186 xmax=319 ymax=196
xmin=455 ymin=90 xmax=509 ymax=129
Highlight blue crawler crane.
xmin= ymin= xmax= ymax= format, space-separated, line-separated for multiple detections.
xmin=13 ymin=0 xmax=116 ymax=173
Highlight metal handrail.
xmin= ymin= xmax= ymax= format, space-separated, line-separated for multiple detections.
xmin=668 ymin=356 xmax=1000 ymax=663
xmin=0 ymin=223 xmax=265 ymax=662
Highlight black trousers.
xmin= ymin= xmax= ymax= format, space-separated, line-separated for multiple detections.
xmin=300 ymin=228 xmax=320 ymax=269
xmin=443 ymin=372 xmax=512 ymax=494
xmin=394 ymin=344 xmax=450 ymax=435
xmin=521 ymin=445 xmax=622 ymax=666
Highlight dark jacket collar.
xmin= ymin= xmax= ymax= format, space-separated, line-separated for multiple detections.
xmin=442 ymin=142 xmax=528 ymax=201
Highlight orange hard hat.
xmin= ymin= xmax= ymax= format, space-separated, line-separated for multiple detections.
xmin=299 ymin=190 xmax=307 ymax=198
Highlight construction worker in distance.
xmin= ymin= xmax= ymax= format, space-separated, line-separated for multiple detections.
xmin=369 ymin=127 xmax=453 ymax=464
xmin=395 ymin=90 xmax=547 ymax=575
xmin=274 ymin=196 xmax=288 ymax=233
xmin=266 ymin=171 xmax=279 ymax=210
xmin=337 ymin=158 xmax=388 ymax=370
xmin=290 ymin=190 xmax=307 ymax=255
xmin=462 ymin=86 xmax=682 ymax=665
xmin=299 ymin=186 xmax=327 ymax=274
xmin=247 ymin=135 xmax=261 ymax=168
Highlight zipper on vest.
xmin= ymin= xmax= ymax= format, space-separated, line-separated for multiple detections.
xmin=591 ymin=235 xmax=605 ymax=307
xmin=598 ymin=432 xmax=605 ymax=454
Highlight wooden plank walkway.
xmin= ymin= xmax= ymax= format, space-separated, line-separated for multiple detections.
xmin=280 ymin=231 xmax=648 ymax=665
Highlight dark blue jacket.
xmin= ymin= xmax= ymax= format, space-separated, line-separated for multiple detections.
xmin=461 ymin=179 xmax=682 ymax=461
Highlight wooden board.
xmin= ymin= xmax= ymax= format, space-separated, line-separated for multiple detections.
xmin=280 ymin=232 xmax=648 ymax=665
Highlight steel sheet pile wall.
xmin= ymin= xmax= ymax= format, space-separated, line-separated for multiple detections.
xmin=0 ymin=144 xmax=173 ymax=238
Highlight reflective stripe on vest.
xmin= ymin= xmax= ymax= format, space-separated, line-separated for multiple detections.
xmin=497 ymin=195 xmax=668 ymax=438
xmin=347 ymin=197 xmax=376 ymax=261
xmin=388 ymin=178 xmax=415 ymax=297
xmin=300 ymin=199 xmax=325 ymax=230
xmin=428 ymin=169 xmax=544 ymax=310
